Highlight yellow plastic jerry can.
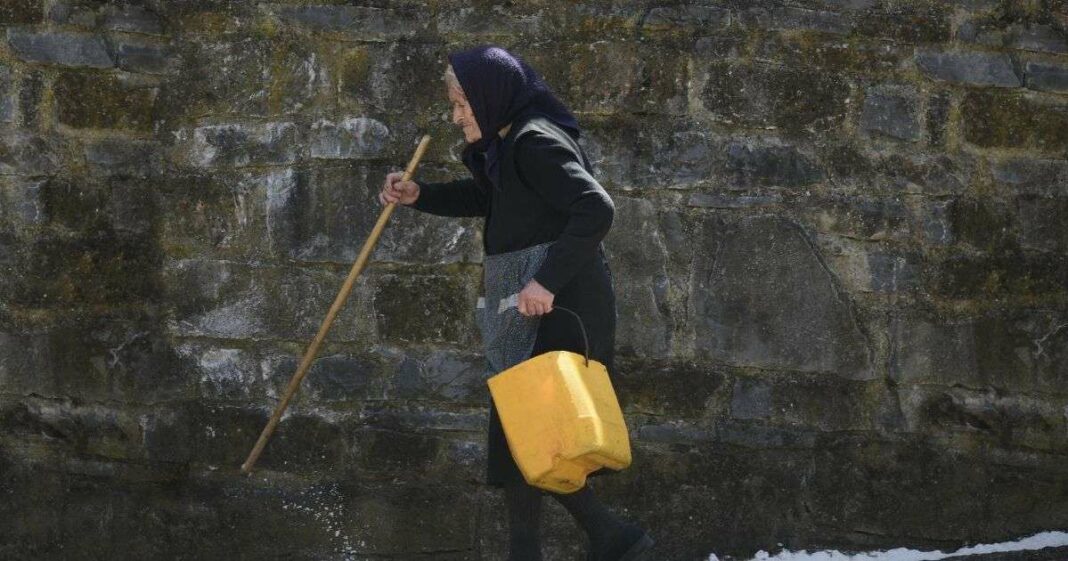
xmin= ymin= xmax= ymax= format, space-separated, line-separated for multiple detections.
xmin=487 ymin=350 xmax=632 ymax=494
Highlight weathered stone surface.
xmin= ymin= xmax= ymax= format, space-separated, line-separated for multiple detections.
xmin=6 ymin=30 xmax=112 ymax=68
xmin=701 ymin=62 xmax=850 ymax=135
xmin=962 ymin=90 xmax=1068 ymax=153
xmin=114 ymin=41 xmax=176 ymax=75
xmin=156 ymin=37 xmax=271 ymax=122
xmin=854 ymin=3 xmax=950 ymax=43
xmin=723 ymin=142 xmax=823 ymax=188
xmin=372 ymin=272 xmax=477 ymax=346
xmin=54 ymin=72 xmax=158 ymax=131
xmin=163 ymin=258 xmax=378 ymax=343
xmin=692 ymin=215 xmax=874 ymax=379
xmin=992 ymin=158 xmax=1068 ymax=196
xmin=385 ymin=348 xmax=486 ymax=405
xmin=1011 ymin=24 xmax=1068 ymax=54
xmin=2 ymin=1 xmax=1068 ymax=557
xmin=580 ymin=118 xmax=717 ymax=190
xmin=603 ymin=196 xmax=671 ymax=357
xmin=100 ymin=4 xmax=164 ymax=35
xmin=737 ymin=5 xmax=852 ymax=35
xmin=540 ymin=41 xmax=688 ymax=115
xmin=860 ymin=86 xmax=921 ymax=141
xmin=1025 ymin=61 xmax=1068 ymax=94
xmin=0 ymin=0 xmax=42 ymax=25
xmin=802 ymin=195 xmax=911 ymax=241
xmin=270 ymin=4 xmax=420 ymax=41
xmin=0 ymin=65 xmax=13 ymax=124
xmin=186 ymin=122 xmax=300 ymax=168
xmin=0 ymin=132 xmax=64 ymax=176
xmin=899 ymin=385 xmax=1066 ymax=452
xmin=84 ymin=138 xmax=162 ymax=176
xmin=915 ymin=50 xmax=1020 ymax=87
xmin=1016 ymin=195 xmax=1068 ymax=253
xmin=309 ymin=117 xmax=389 ymax=160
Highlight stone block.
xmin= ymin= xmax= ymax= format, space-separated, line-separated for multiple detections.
xmin=54 ymin=71 xmax=158 ymax=131
xmin=114 ymin=41 xmax=176 ymax=75
xmin=270 ymin=38 xmax=334 ymax=116
xmin=899 ymin=386 xmax=1067 ymax=452
xmin=187 ymin=122 xmax=300 ymax=168
xmin=1016 ymin=195 xmax=1068 ymax=253
xmin=730 ymin=375 xmax=900 ymax=431
xmin=1011 ymin=24 xmax=1068 ymax=54
xmin=867 ymin=251 xmax=919 ymax=293
xmin=156 ymin=168 xmax=289 ymax=262
xmin=372 ymin=271 xmax=477 ymax=347
xmin=613 ymin=357 xmax=728 ymax=417
xmin=12 ymin=230 xmax=162 ymax=308
xmin=544 ymin=41 xmax=689 ymax=115
xmin=156 ymin=37 xmax=271 ymax=122
xmin=916 ymin=49 xmax=1019 ymax=87
xmin=385 ymin=348 xmax=486 ymax=405
xmin=6 ymin=30 xmax=112 ymax=68
xmin=0 ymin=400 xmax=144 ymax=461
xmin=641 ymin=5 xmax=730 ymax=37
xmin=701 ymin=62 xmax=850 ymax=135
xmin=15 ymin=68 xmax=43 ymax=128
xmin=270 ymin=4 xmax=419 ymax=41
xmin=992 ymin=157 xmax=1068 ymax=196
xmin=944 ymin=196 xmax=1014 ymax=252
xmin=854 ymin=3 xmax=951 ymax=43
xmin=688 ymin=193 xmax=783 ymax=208
xmin=84 ymin=138 xmax=162 ymax=176
xmin=860 ymin=87 xmax=921 ymax=141
xmin=309 ymin=117 xmax=389 ymax=160
xmin=723 ymin=142 xmax=824 ymax=188
xmin=346 ymin=427 xmax=445 ymax=479
xmin=1025 ymin=61 xmax=1068 ymax=94
xmin=162 ymin=259 xmax=376 ymax=344
xmin=0 ymin=64 xmax=13 ymax=124
xmin=580 ymin=118 xmax=717 ymax=190
xmin=802 ymin=195 xmax=910 ymax=241
xmin=926 ymin=91 xmax=950 ymax=146
xmin=262 ymin=351 xmax=385 ymax=404
xmin=0 ymin=176 xmax=46 ymax=226
xmin=962 ymin=90 xmax=1068 ymax=153
xmin=0 ymin=0 xmax=42 ymax=24
xmin=603 ymin=196 xmax=672 ymax=357
xmin=692 ymin=214 xmax=874 ymax=379
xmin=100 ymin=4 xmax=164 ymax=35
xmin=336 ymin=42 xmax=448 ymax=117
xmin=176 ymin=342 xmax=262 ymax=401
xmin=0 ymin=132 xmax=65 ymax=176
xmin=737 ymin=5 xmax=852 ymax=35
xmin=930 ymin=250 xmax=1068 ymax=301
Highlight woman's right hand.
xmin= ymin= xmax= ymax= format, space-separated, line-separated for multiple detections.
xmin=379 ymin=171 xmax=420 ymax=206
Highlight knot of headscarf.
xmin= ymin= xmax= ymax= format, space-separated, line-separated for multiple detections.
xmin=447 ymin=45 xmax=580 ymax=192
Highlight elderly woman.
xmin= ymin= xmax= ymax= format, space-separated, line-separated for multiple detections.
xmin=379 ymin=45 xmax=653 ymax=561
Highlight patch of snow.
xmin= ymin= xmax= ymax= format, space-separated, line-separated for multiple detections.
xmin=710 ymin=530 xmax=1068 ymax=561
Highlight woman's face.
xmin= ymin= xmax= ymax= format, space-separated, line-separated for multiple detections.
xmin=448 ymin=85 xmax=481 ymax=143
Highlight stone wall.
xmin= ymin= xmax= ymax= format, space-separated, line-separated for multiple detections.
xmin=1 ymin=1 xmax=1067 ymax=560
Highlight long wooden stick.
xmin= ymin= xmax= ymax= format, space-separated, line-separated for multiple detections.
xmin=241 ymin=134 xmax=432 ymax=474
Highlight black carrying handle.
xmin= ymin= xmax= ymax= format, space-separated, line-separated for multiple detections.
xmin=549 ymin=305 xmax=590 ymax=368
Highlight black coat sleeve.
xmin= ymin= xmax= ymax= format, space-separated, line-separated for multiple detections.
xmin=409 ymin=177 xmax=489 ymax=217
xmin=514 ymin=131 xmax=614 ymax=294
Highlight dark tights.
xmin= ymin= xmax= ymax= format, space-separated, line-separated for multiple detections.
xmin=505 ymin=480 xmax=634 ymax=561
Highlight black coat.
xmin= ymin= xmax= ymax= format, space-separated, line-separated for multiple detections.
xmin=411 ymin=114 xmax=618 ymax=488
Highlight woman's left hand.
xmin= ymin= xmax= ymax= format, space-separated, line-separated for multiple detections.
xmin=517 ymin=279 xmax=554 ymax=316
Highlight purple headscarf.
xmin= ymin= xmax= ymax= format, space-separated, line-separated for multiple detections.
xmin=447 ymin=45 xmax=579 ymax=191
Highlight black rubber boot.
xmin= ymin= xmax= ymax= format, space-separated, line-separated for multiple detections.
xmin=550 ymin=485 xmax=653 ymax=561
xmin=505 ymin=480 xmax=544 ymax=561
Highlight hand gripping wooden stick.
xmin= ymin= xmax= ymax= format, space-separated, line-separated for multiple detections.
xmin=241 ymin=134 xmax=432 ymax=474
